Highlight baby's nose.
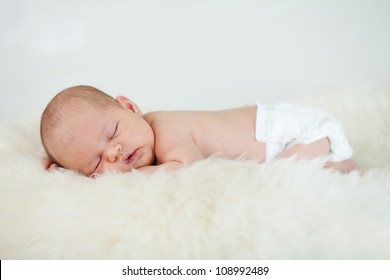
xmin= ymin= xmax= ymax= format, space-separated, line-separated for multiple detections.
xmin=107 ymin=144 xmax=122 ymax=162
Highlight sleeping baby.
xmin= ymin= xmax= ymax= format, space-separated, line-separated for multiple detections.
xmin=40 ymin=85 xmax=357 ymax=176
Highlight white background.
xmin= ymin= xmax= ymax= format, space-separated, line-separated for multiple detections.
xmin=1 ymin=0 xmax=389 ymax=120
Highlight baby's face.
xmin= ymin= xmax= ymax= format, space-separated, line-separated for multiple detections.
xmin=53 ymin=102 xmax=155 ymax=176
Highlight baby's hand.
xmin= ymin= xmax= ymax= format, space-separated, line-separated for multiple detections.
xmin=43 ymin=159 xmax=61 ymax=171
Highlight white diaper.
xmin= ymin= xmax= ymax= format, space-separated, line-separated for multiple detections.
xmin=255 ymin=102 xmax=353 ymax=162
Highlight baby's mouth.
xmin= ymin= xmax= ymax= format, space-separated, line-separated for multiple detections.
xmin=122 ymin=148 xmax=140 ymax=165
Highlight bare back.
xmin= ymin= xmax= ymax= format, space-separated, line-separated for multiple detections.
xmin=144 ymin=106 xmax=266 ymax=165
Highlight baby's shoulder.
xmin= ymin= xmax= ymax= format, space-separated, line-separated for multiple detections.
xmin=143 ymin=111 xmax=181 ymax=124
xmin=144 ymin=110 xmax=207 ymax=123
xmin=144 ymin=112 xmax=195 ymax=148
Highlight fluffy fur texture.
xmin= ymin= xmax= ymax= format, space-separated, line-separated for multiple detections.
xmin=1 ymin=90 xmax=389 ymax=259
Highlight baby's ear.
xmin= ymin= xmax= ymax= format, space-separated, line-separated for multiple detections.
xmin=115 ymin=96 xmax=142 ymax=114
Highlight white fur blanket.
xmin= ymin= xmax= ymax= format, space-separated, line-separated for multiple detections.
xmin=1 ymin=90 xmax=390 ymax=259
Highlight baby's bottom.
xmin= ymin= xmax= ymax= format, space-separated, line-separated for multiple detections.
xmin=256 ymin=102 xmax=356 ymax=173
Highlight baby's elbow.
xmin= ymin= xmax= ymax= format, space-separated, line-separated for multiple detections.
xmin=183 ymin=152 xmax=205 ymax=165
xmin=176 ymin=156 xmax=200 ymax=167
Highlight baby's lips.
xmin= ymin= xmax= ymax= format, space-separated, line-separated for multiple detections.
xmin=121 ymin=149 xmax=140 ymax=164
xmin=121 ymin=152 xmax=132 ymax=164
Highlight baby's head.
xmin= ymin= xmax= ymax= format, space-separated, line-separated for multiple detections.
xmin=40 ymin=85 xmax=155 ymax=175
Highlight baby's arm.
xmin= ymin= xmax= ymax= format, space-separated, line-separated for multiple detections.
xmin=137 ymin=161 xmax=185 ymax=173
xmin=140 ymin=143 xmax=204 ymax=173
xmin=137 ymin=146 xmax=203 ymax=173
xmin=142 ymin=120 xmax=204 ymax=173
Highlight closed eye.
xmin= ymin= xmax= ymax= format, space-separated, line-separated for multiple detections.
xmin=111 ymin=123 xmax=118 ymax=139
xmin=92 ymin=157 xmax=102 ymax=175
xmin=91 ymin=122 xmax=118 ymax=175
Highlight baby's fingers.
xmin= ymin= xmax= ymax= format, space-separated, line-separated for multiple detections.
xmin=42 ymin=159 xmax=52 ymax=169
xmin=43 ymin=159 xmax=60 ymax=171
xmin=48 ymin=163 xmax=59 ymax=171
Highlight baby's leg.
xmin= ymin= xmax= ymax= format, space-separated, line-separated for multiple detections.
xmin=278 ymin=138 xmax=330 ymax=159
xmin=278 ymin=138 xmax=357 ymax=173
xmin=325 ymin=159 xmax=357 ymax=174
